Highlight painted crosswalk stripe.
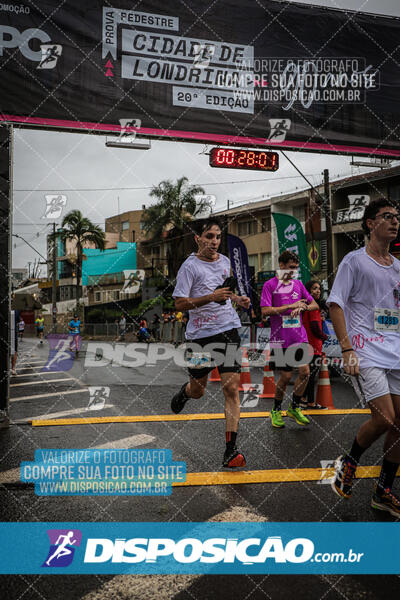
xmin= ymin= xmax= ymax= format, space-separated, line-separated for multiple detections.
xmin=11 ymin=389 xmax=87 ymax=403
xmin=31 ymin=407 xmax=370 ymax=427
xmin=12 ymin=371 xmax=70 ymax=378
xmin=0 ymin=434 xmax=156 ymax=485
xmin=16 ymin=365 xmax=51 ymax=371
xmin=11 ymin=378 xmax=74 ymax=387
xmin=16 ymin=405 xmax=115 ymax=422
xmin=80 ymin=507 xmax=266 ymax=600
xmin=18 ymin=359 xmax=47 ymax=364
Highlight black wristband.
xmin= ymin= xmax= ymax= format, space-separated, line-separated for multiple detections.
xmin=341 ymin=348 xmax=354 ymax=353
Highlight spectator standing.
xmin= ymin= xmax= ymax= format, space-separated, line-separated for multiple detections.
xmin=174 ymin=310 xmax=184 ymax=345
xmin=118 ymin=314 xmax=127 ymax=341
xmin=11 ymin=308 xmax=20 ymax=376
xmin=18 ymin=317 xmax=25 ymax=341
xmin=151 ymin=313 xmax=161 ymax=341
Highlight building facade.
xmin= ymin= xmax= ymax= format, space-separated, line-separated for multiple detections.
xmin=215 ymin=164 xmax=400 ymax=289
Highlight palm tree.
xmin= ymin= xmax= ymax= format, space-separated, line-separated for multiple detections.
xmin=57 ymin=210 xmax=106 ymax=307
xmin=142 ymin=177 xmax=210 ymax=277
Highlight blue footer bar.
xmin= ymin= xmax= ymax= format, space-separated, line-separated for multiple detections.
xmin=0 ymin=522 xmax=399 ymax=574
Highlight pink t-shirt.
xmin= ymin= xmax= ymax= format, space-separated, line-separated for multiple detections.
xmin=260 ymin=277 xmax=313 ymax=348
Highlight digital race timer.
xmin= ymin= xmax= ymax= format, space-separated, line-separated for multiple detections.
xmin=209 ymin=147 xmax=279 ymax=171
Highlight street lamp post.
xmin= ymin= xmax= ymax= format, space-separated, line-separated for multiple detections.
xmin=323 ymin=169 xmax=334 ymax=290
xmin=12 ymin=231 xmax=58 ymax=329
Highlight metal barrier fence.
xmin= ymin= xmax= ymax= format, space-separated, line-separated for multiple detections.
xmin=83 ymin=323 xmax=120 ymax=338
xmin=21 ymin=322 xmax=268 ymax=343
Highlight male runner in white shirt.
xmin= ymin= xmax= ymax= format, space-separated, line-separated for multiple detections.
xmin=171 ymin=218 xmax=250 ymax=468
xmin=328 ymin=198 xmax=400 ymax=517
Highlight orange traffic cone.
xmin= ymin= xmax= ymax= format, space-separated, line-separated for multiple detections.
xmin=315 ymin=354 xmax=334 ymax=408
xmin=209 ymin=367 xmax=221 ymax=382
xmin=259 ymin=359 xmax=276 ymax=399
xmin=238 ymin=348 xmax=252 ymax=391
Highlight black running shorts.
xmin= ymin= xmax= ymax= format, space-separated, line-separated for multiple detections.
xmin=186 ymin=328 xmax=242 ymax=380
xmin=269 ymin=345 xmax=311 ymax=372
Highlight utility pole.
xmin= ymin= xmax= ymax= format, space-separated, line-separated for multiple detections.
xmin=52 ymin=222 xmax=57 ymax=331
xmin=323 ymin=169 xmax=334 ymax=290
xmin=118 ymin=196 xmax=121 ymax=242
xmin=27 ymin=262 xmax=31 ymax=279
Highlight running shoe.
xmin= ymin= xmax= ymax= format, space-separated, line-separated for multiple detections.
xmin=171 ymin=382 xmax=189 ymax=414
xmin=287 ymin=406 xmax=310 ymax=425
xmin=223 ymin=448 xmax=246 ymax=468
xmin=306 ymin=403 xmax=328 ymax=410
xmin=331 ymin=455 xmax=357 ymax=499
xmin=270 ymin=409 xmax=285 ymax=428
xmin=371 ymin=486 xmax=400 ymax=518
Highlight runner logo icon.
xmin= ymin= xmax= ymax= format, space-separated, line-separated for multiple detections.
xmin=268 ymin=119 xmax=291 ymax=142
xmin=42 ymin=529 xmax=82 ymax=567
xmin=44 ymin=335 xmax=75 ymax=372
xmin=87 ymin=386 xmax=110 ymax=411
xmin=119 ymin=118 xmax=141 ymax=140
xmin=42 ymin=194 xmax=67 ymax=219
xmin=240 ymin=384 xmax=263 ymax=408
xmin=37 ymin=44 xmax=62 ymax=69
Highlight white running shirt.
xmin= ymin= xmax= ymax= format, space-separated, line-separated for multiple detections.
xmin=327 ymin=247 xmax=400 ymax=369
xmin=172 ymin=253 xmax=241 ymax=340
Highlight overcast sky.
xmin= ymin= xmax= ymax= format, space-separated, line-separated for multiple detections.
xmin=12 ymin=0 xmax=400 ymax=270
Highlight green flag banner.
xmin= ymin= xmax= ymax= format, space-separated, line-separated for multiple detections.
xmin=272 ymin=213 xmax=311 ymax=283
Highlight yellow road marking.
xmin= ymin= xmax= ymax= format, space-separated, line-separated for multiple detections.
xmin=0 ymin=463 xmax=380 ymax=487
xmin=173 ymin=465 xmax=380 ymax=487
xmin=31 ymin=408 xmax=370 ymax=427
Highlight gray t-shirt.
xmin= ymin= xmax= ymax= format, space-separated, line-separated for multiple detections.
xmin=172 ymin=253 xmax=241 ymax=340
xmin=327 ymin=247 xmax=400 ymax=369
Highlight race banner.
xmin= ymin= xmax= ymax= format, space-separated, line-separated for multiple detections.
xmin=272 ymin=213 xmax=311 ymax=283
xmin=0 ymin=1 xmax=400 ymax=156
xmin=228 ymin=233 xmax=253 ymax=308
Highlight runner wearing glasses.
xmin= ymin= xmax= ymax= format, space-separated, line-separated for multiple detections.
xmin=328 ymin=199 xmax=400 ymax=517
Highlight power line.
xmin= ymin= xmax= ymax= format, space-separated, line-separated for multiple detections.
xmin=12 ymin=234 xmax=48 ymax=262
xmin=13 ymin=174 xmax=320 ymax=192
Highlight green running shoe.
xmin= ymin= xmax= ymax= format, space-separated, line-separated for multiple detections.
xmin=270 ymin=409 xmax=285 ymax=428
xmin=287 ymin=406 xmax=310 ymax=426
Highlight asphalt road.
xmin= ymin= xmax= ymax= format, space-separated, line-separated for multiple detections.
xmin=0 ymin=336 xmax=399 ymax=599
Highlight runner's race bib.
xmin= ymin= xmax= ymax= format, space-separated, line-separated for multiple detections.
xmin=374 ymin=308 xmax=400 ymax=331
xmin=187 ymin=351 xmax=214 ymax=369
xmin=282 ymin=316 xmax=301 ymax=328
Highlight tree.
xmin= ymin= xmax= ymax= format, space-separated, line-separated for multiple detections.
xmin=142 ymin=176 xmax=210 ymax=277
xmin=56 ymin=210 xmax=106 ymax=307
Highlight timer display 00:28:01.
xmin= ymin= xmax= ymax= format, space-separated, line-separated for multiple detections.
xmin=209 ymin=148 xmax=279 ymax=171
